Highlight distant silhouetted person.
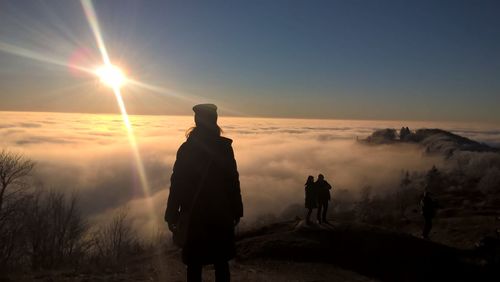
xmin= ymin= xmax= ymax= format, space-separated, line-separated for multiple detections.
xmin=316 ymin=174 xmax=332 ymax=224
xmin=304 ymin=175 xmax=317 ymax=225
xmin=420 ymin=191 xmax=437 ymax=239
xmin=165 ymin=104 xmax=243 ymax=282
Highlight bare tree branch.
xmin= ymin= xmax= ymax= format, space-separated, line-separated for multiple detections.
xmin=0 ymin=149 xmax=35 ymax=211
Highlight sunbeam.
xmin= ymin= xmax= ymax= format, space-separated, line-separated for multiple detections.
xmin=80 ymin=0 xmax=111 ymax=66
xmin=127 ymin=78 xmax=201 ymax=104
xmin=128 ymin=78 xmax=245 ymax=117
xmin=112 ymin=86 xmax=151 ymax=203
xmin=80 ymin=0 xmax=153 ymax=210
xmin=0 ymin=41 xmax=93 ymax=74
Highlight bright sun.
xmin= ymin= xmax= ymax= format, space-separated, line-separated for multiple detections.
xmin=95 ymin=64 xmax=126 ymax=89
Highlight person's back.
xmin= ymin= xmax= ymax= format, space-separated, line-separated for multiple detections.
xmin=315 ymin=174 xmax=332 ymax=224
xmin=304 ymin=175 xmax=316 ymax=224
xmin=421 ymin=193 xmax=436 ymax=219
xmin=165 ymin=104 xmax=243 ymax=282
xmin=420 ymin=192 xmax=436 ymax=239
xmin=316 ymin=179 xmax=332 ymax=202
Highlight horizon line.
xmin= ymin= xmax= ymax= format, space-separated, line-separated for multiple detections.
xmin=0 ymin=109 xmax=499 ymax=126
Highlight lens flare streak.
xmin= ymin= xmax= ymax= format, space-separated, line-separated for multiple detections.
xmin=127 ymin=78 xmax=200 ymax=104
xmin=0 ymin=41 xmax=93 ymax=74
xmin=80 ymin=0 xmax=153 ymax=208
xmin=112 ymin=86 xmax=151 ymax=201
xmin=80 ymin=0 xmax=111 ymax=66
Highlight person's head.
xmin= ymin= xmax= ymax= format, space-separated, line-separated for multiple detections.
xmin=306 ymin=175 xmax=314 ymax=185
xmin=186 ymin=103 xmax=222 ymax=138
xmin=318 ymin=174 xmax=324 ymax=181
xmin=193 ymin=103 xmax=217 ymax=126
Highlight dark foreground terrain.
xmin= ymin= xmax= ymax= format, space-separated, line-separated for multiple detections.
xmin=4 ymin=219 xmax=499 ymax=282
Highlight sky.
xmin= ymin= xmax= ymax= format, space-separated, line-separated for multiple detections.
xmin=0 ymin=0 xmax=499 ymax=122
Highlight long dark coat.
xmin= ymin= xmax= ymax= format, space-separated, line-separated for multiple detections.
xmin=304 ymin=183 xmax=318 ymax=209
xmin=165 ymin=133 xmax=243 ymax=265
xmin=421 ymin=195 xmax=436 ymax=219
xmin=316 ymin=179 xmax=332 ymax=204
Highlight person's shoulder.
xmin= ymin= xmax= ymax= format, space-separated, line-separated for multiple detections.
xmin=218 ymin=136 xmax=233 ymax=146
xmin=177 ymin=140 xmax=193 ymax=153
xmin=179 ymin=140 xmax=190 ymax=148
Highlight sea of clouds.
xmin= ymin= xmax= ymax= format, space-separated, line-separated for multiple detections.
xmin=1 ymin=111 xmax=499 ymax=236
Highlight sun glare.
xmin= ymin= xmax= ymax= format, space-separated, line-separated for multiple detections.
xmin=95 ymin=64 xmax=126 ymax=89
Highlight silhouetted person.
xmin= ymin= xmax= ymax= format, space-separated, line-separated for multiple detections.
xmin=304 ymin=175 xmax=317 ymax=225
xmin=165 ymin=104 xmax=243 ymax=282
xmin=316 ymin=174 xmax=332 ymax=224
xmin=420 ymin=191 xmax=437 ymax=239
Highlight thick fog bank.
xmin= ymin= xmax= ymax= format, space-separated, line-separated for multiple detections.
xmin=1 ymin=112 xmax=498 ymax=236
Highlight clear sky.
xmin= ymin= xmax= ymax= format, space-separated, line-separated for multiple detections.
xmin=0 ymin=0 xmax=499 ymax=122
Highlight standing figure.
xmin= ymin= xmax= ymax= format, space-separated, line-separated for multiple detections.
xmin=420 ymin=191 xmax=437 ymax=240
xmin=165 ymin=104 xmax=243 ymax=282
xmin=316 ymin=174 xmax=332 ymax=224
xmin=304 ymin=175 xmax=317 ymax=225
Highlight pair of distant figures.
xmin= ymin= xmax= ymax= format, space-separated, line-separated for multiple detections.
xmin=304 ymin=174 xmax=332 ymax=225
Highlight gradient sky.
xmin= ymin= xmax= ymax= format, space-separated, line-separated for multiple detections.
xmin=0 ymin=0 xmax=499 ymax=122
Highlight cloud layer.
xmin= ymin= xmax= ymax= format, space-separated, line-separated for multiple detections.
xmin=1 ymin=111 xmax=499 ymax=236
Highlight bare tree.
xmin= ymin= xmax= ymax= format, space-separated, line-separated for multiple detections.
xmin=146 ymin=226 xmax=169 ymax=250
xmin=356 ymin=185 xmax=373 ymax=222
xmin=24 ymin=189 xmax=88 ymax=269
xmin=0 ymin=150 xmax=35 ymax=270
xmin=0 ymin=149 xmax=35 ymax=212
xmin=0 ymin=195 xmax=28 ymax=269
xmin=0 ymin=151 xmax=89 ymax=271
xmin=89 ymin=207 xmax=139 ymax=265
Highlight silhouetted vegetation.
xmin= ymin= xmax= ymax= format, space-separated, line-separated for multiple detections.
xmin=88 ymin=207 xmax=142 ymax=267
xmin=24 ymin=189 xmax=88 ymax=270
xmin=0 ymin=149 xmax=35 ymax=211
xmin=364 ymin=127 xmax=497 ymax=155
xmin=0 ymin=150 xmax=144 ymax=275
xmin=365 ymin=128 xmax=397 ymax=143
xmin=0 ymin=149 xmax=37 ymax=270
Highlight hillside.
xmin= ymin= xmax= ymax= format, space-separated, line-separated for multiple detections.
xmin=363 ymin=128 xmax=497 ymax=157
xmin=236 ymin=220 xmax=496 ymax=282
xmin=7 ymin=220 xmax=498 ymax=282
